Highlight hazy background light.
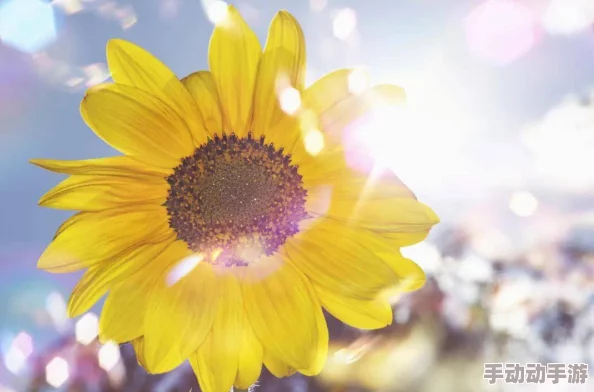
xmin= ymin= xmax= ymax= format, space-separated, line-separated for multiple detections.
xmin=543 ymin=0 xmax=594 ymax=36
xmin=464 ymin=0 xmax=540 ymax=66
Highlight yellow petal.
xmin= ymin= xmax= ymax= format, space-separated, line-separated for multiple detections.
xmin=306 ymin=194 xmax=439 ymax=233
xmin=208 ymin=5 xmax=261 ymax=136
xmin=98 ymin=240 xmax=183 ymax=343
xmin=106 ymin=39 xmax=209 ymax=146
xmin=190 ymin=274 xmax=242 ymax=392
xmin=253 ymin=11 xmax=306 ymax=137
xmin=382 ymin=255 xmax=427 ymax=292
xmin=263 ymin=351 xmax=296 ymax=378
xmin=131 ymin=337 xmax=147 ymax=368
xmin=80 ymin=84 xmax=194 ymax=169
xmin=303 ymin=166 xmax=415 ymax=199
xmin=131 ymin=336 xmax=182 ymax=372
xmin=382 ymin=231 xmax=429 ymax=247
xmin=242 ymin=260 xmax=321 ymax=370
xmin=67 ymin=238 xmax=172 ymax=318
xmin=144 ymin=256 xmax=218 ymax=373
xmin=38 ymin=205 xmax=172 ymax=272
xmin=30 ymin=156 xmax=169 ymax=176
xmin=315 ymin=284 xmax=393 ymax=330
xmin=181 ymin=71 xmax=222 ymax=137
xmin=38 ymin=174 xmax=168 ymax=211
xmin=298 ymin=293 xmax=328 ymax=376
xmin=235 ymin=314 xmax=263 ymax=389
xmin=284 ymin=219 xmax=399 ymax=299
xmin=302 ymin=69 xmax=352 ymax=120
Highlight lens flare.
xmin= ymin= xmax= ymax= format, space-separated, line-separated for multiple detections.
xmin=166 ymin=254 xmax=204 ymax=287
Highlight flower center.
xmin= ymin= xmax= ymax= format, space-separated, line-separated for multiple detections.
xmin=165 ymin=133 xmax=307 ymax=267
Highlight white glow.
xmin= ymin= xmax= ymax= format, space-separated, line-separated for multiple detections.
xmin=75 ymin=312 xmax=99 ymax=345
xmin=522 ymin=94 xmax=594 ymax=191
xmin=340 ymin=66 xmax=474 ymax=197
xmin=45 ymin=291 xmax=69 ymax=331
xmin=45 ymin=357 xmax=69 ymax=388
xmin=4 ymin=347 xmax=25 ymax=375
xmin=309 ymin=0 xmax=327 ymax=13
xmin=279 ymin=87 xmax=301 ymax=115
xmin=456 ymin=254 xmax=494 ymax=283
xmin=543 ymin=0 xmax=594 ymax=36
xmin=98 ymin=341 xmax=121 ymax=371
xmin=333 ymin=348 xmax=363 ymax=364
xmin=333 ymin=8 xmax=357 ymax=40
xmin=348 ymin=68 xmax=369 ymax=94
xmin=202 ymin=0 xmax=229 ymax=25
xmin=82 ymin=63 xmax=110 ymax=87
xmin=167 ymin=254 xmax=204 ymax=286
xmin=401 ymin=242 xmax=442 ymax=275
xmin=50 ymin=0 xmax=83 ymax=15
xmin=509 ymin=191 xmax=538 ymax=217
xmin=304 ymin=129 xmax=325 ymax=156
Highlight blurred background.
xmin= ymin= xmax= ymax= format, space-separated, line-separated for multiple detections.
xmin=1 ymin=0 xmax=594 ymax=390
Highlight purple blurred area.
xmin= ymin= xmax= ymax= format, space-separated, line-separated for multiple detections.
xmin=2 ymin=0 xmax=594 ymax=391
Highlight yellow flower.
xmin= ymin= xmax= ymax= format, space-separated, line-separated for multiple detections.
xmin=32 ymin=6 xmax=438 ymax=392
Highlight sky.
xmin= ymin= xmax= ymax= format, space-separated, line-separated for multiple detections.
xmin=2 ymin=0 xmax=594 ymax=375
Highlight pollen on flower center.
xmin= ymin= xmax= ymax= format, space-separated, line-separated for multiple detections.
xmin=165 ymin=132 xmax=308 ymax=267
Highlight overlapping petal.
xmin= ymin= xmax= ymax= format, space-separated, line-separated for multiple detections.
xmin=106 ymin=39 xmax=209 ymax=146
xmin=242 ymin=260 xmax=325 ymax=371
xmin=38 ymin=174 xmax=168 ymax=211
xmin=253 ymin=11 xmax=306 ymax=138
xmin=67 ymin=238 xmax=173 ymax=318
xmin=143 ymin=247 xmax=218 ymax=373
xmin=80 ymin=84 xmax=195 ymax=169
xmin=30 ymin=156 xmax=168 ymax=176
xmin=190 ymin=274 xmax=242 ymax=392
xmin=208 ymin=6 xmax=261 ymax=136
xmin=181 ymin=71 xmax=223 ymax=136
xmin=38 ymin=205 xmax=172 ymax=272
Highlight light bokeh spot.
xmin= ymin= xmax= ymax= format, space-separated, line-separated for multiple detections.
xmin=0 ymin=0 xmax=57 ymax=53
xmin=348 ymin=68 xmax=369 ymax=94
xmin=98 ymin=341 xmax=121 ymax=371
xmin=279 ymin=87 xmax=301 ymax=115
xmin=45 ymin=357 xmax=69 ymax=388
xmin=333 ymin=8 xmax=357 ymax=40
xmin=304 ymin=128 xmax=325 ymax=156
xmin=75 ymin=312 xmax=99 ymax=345
xmin=509 ymin=191 xmax=538 ymax=217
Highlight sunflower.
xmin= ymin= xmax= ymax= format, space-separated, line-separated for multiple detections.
xmin=32 ymin=5 xmax=438 ymax=392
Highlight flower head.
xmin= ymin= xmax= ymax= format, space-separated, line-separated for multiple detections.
xmin=32 ymin=6 xmax=439 ymax=392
